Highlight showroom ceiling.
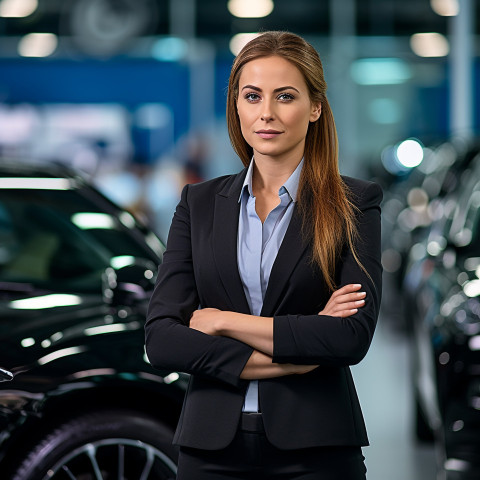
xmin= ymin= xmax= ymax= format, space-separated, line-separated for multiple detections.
xmin=0 ymin=0 xmax=473 ymax=57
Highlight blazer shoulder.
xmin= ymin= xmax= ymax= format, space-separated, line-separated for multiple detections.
xmin=186 ymin=168 xmax=247 ymax=200
xmin=341 ymin=175 xmax=383 ymax=208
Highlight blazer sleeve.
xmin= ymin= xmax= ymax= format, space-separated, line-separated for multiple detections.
xmin=272 ymin=181 xmax=383 ymax=366
xmin=145 ymin=184 xmax=253 ymax=388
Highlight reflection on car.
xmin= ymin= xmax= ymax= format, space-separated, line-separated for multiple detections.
xmin=381 ymin=141 xmax=480 ymax=480
xmin=0 ymin=161 xmax=186 ymax=480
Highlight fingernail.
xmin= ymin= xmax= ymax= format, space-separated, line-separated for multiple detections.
xmin=351 ymin=308 xmax=358 ymax=313
xmin=355 ymin=300 xmax=365 ymax=305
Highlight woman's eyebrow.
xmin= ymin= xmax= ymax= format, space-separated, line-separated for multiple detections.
xmin=241 ymin=85 xmax=300 ymax=93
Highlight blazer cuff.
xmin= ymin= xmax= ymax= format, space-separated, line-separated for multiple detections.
xmin=272 ymin=314 xmax=300 ymax=363
xmin=203 ymin=337 xmax=254 ymax=388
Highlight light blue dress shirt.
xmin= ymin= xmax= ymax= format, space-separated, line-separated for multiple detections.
xmin=237 ymin=159 xmax=303 ymax=412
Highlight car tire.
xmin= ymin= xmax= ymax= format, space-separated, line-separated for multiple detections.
xmin=10 ymin=409 xmax=177 ymax=480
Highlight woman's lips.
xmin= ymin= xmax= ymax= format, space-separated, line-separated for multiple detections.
xmin=255 ymin=130 xmax=283 ymax=139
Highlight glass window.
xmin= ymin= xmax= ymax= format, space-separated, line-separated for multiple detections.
xmin=0 ymin=187 xmax=159 ymax=292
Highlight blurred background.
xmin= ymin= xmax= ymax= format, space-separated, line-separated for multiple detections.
xmin=0 ymin=0 xmax=479 ymax=479
xmin=1 ymin=0 xmax=476 ymax=238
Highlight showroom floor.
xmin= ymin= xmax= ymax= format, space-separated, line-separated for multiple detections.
xmin=353 ymin=317 xmax=438 ymax=480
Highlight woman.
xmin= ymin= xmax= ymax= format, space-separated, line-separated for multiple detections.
xmin=145 ymin=31 xmax=382 ymax=479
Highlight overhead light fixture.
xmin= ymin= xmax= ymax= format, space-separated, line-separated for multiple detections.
xmin=410 ymin=33 xmax=449 ymax=57
xmin=151 ymin=37 xmax=188 ymax=62
xmin=0 ymin=177 xmax=71 ymax=190
xmin=396 ymin=139 xmax=424 ymax=168
xmin=0 ymin=0 xmax=37 ymax=18
xmin=18 ymin=33 xmax=58 ymax=58
xmin=430 ymin=0 xmax=459 ymax=16
xmin=228 ymin=0 xmax=274 ymax=18
xmin=350 ymin=58 xmax=412 ymax=85
xmin=229 ymin=33 xmax=260 ymax=56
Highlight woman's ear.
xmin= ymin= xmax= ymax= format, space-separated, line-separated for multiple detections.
xmin=310 ymin=103 xmax=322 ymax=122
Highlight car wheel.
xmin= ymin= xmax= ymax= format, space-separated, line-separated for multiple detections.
xmin=11 ymin=409 xmax=177 ymax=480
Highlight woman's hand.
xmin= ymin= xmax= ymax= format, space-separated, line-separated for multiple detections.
xmin=318 ymin=284 xmax=366 ymax=317
xmin=190 ymin=308 xmax=222 ymax=335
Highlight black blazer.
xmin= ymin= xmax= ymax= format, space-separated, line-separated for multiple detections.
xmin=145 ymin=168 xmax=383 ymax=450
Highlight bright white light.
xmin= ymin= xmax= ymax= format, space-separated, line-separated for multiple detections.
xmin=396 ymin=139 xmax=424 ymax=168
xmin=350 ymin=58 xmax=412 ymax=85
xmin=229 ymin=33 xmax=260 ymax=56
xmin=410 ymin=33 xmax=449 ymax=58
xmin=445 ymin=458 xmax=470 ymax=472
xmin=71 ymin=212 xmax=116 ymax=230
xmin=21 ymin=337 xmax=35 ymax=348
xmin=431 ymin=0 xmax=459 ymax=16
xmin=427 ymin=241 xmax=443 ymax=256
xmin=228 ymin=0 xmax=274 ymax=18
xmin=144 ymin=270 xmax=154 ymax=279
xmin=38 ymin=346 xmax=85 ymax=366
xmin=0 ymin=178 xmax=71 ymax=190
xmin=469 ymin=336 xmax=480 ymax=351
xmin=10 ymin=294 xmax=82 ymax=310
xmin=110 ymin=255 xmax=136 ymax=269
xmin=464 ymin=279 xmax=480 ymax=298
xmin=84 ymin=324 xmax=128 ymax=336
xmin=18 ymin=33 xmax=58 ymax=58
xmin=0 ymin=0 xmax=37 ymax=17
xmin=164 ymin=372 xmax=180 ymax=384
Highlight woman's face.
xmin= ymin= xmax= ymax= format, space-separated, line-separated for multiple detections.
xmin=236 ymin=55 xmax=321 ymax=165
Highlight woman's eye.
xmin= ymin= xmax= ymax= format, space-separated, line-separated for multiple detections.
xmin=277 ymin=93 xmax=294 ymax=101
xmin=245 ymin=92 xmax=260 ymax=102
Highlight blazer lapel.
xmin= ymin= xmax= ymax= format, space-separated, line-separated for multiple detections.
xmin=212 ymin=169 xmax=251 ymax=314
xmin=260 ymin=206 xmax=309 ymax=316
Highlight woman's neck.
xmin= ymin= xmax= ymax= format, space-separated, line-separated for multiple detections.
xmin=252 ymin=155 xmax=302 ymax=196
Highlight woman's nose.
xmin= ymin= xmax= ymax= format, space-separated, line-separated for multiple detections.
xmin=261 ymin=100 xmax=274 ymax=121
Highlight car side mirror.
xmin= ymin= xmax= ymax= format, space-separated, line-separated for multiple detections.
xmin=102 ymin=260 xmax=157 ymax=307
xmin=0 ymin=367 xmax=13 ymax=382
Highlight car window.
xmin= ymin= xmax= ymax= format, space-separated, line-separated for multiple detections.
xmin=0 ymin=187 xmax=158 ymax=292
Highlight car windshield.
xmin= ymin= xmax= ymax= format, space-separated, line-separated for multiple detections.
xmin=0 ymin=184 xmax=161 ymax=293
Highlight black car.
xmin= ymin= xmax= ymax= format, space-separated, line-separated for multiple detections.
xmin=0 ymin=161 xmax=187 ymax=480
xmin=404 ymin=153 xmax=480 ymax=479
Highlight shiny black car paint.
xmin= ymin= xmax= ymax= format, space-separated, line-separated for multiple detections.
xmin=402 ymin=153 xmax=480 ymax=479
xmin=0 ymin=161 xmax=186 ymax=477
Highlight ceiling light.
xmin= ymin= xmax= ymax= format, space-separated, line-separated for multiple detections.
xmin=18 ymin=33 xmax=58 ymax=58
xmin=151 ymin=37 xmax=188 ymax=62
xmin=396 ymin=139 xmax=424 ymax=168
xmin=228 ymin=0 xmax=274 ymax=18
xmin=229 ymin=33 xmax=260 ymax=56
xmin=350 ymin=58 xmax=412 ymax=85
xmin=0 ymin=177 xmax=71 ymax=190
xmin=0 ymin=0 xmax=37 ymax=18
xmin=431 ymin=0 xmax=459 ymax=16
xmin=410 ymin=33 xmax=449 ymax=57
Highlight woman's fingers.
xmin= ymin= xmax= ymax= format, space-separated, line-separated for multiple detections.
xmin=318 ymin=284 xmax=366 ymax=317
xmin=330 ymin=283 xmax=362 ymax=298
xmin=329 ymin=291 xmax=366 ymax=305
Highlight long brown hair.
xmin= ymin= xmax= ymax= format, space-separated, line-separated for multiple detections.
xmin=227 ymin=31 xmax=360 ymax=291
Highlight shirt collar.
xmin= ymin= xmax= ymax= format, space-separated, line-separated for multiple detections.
xmin=238 ymin=158 xmax=304 ymax=203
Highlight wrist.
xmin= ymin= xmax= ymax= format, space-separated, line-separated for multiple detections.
xmin=215 ymin=311 xmax=230 ymax=336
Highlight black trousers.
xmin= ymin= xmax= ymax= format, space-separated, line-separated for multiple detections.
xmin=176 ymin=413 xmax=367 ymax=480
